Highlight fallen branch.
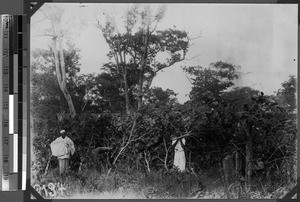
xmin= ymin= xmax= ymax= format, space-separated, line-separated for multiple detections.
xmin=43 ymin=155 xmax=53 ymax=176
xmin=176 ymin=130 xmax=194 ymax=140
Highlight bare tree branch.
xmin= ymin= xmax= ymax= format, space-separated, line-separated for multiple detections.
xmin=184 ymin=54 xmax=201 ymax=61
xmin=185 ymin=72 xmax=193 ymax=85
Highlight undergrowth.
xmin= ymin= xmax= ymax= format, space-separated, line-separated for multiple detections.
xmin=31 ymin=164 xmax=296 ymax=199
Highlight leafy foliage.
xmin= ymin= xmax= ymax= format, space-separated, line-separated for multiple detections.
xmin=276 ymin=75 xmax=296 ymax=113
xmin=98 ymin=5 xmax=190 ymax=112
xmin=32 ymin=6 xmax=296 ymax=199
xmin=185 ymin=61 xmax=240 ymax=105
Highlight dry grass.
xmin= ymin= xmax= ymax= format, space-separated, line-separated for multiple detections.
xmin=31 ymin=167 xmax=297 ymax=199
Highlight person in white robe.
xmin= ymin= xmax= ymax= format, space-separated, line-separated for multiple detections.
xmin=50 ymin=130 xmax=75 ymax=175
xmin=172 ymin=136 xmax=186 ymax=172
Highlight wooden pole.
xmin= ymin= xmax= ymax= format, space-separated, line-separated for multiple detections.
xmin=189 ymin=152 xmax=192 ymax=194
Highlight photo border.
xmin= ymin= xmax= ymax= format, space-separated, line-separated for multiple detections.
xmin=0 ymin=0 xmax=299 ymax=201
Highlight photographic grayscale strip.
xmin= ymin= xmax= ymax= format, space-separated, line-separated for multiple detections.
xmin=0 ymin=14 xmax=27 ymax=191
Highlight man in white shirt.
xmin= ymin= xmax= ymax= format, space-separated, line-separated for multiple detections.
xmin=50 ymin=130 xmax=75 ymax=176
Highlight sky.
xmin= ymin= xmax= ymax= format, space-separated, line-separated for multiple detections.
xmin=31 ymin=3 xmax=298 ymax=103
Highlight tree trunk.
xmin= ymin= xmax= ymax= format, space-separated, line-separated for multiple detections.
xmin=99 ymin=23 xmax=131 ymax=114
xmin=245 ymin=124 xmax=253 ymax=195
xmin=163 ymin=137 xmax=169 ymax=171
xmin=122 ymin=68 xmax=131 ymax=114
xmin=61 ymin=86 xmax=76 ymax=118
xmin=137 ymin=28 xmax=150 ymax=111
xmin=50 ymin=13 xmax=76 ymax=119
xmin=137 ymin=69 xmax=143 ymax=111
xmin=235 ymin=151 xmax=242 ymax=179
xmin=223 ymin=154 xmax=235 ymax=188
xmin=137 ymin=7 xmax=151 ymax=111
xmin=144 ymin=151 xmax=151 ymax=173
xmin=52 ymin=36 xmax=76 ymax=118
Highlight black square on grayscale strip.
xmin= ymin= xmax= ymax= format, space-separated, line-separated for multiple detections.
xmin=18 ymin=143 xmax=23 ymax=190
xmin=18 ymin=85 xmax=23 ymax=102
xmin=18 ymin=102 xmax=23 ymax=117
xmin=18 ymin=49 xmax=23 ymax=65
xmin=9 ymin=16 xmax=13 ymax=55
xmin=18 ymin=15 xmax=23 ymax=32
xmin=18 ymin=119 xmax=23 ymax=134
xmin=18 ymin=34 xmax=23 ymax=50
xmin=18 ymin=67 xmax=23 ymax=83
xmin=13 ymin=16 xmax=18 ymax=54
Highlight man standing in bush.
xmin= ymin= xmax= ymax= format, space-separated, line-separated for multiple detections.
xmin=50 ymin=130 xmax=75 ymax=177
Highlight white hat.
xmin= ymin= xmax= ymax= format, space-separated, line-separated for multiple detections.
xmin=60 ymin=130 xmax=66 ymax=134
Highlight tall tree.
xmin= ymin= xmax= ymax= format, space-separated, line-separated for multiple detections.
xmin=98 ymin=5 xmax=189 ymax=113
xmin=41 ymin=5 xmax=76 ymax=118
xmin=31 ymin=43 xmax=83 ymax=119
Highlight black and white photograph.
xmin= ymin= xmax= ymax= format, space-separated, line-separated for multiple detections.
xmin=30 ymin=3 xmax=297 ymax=199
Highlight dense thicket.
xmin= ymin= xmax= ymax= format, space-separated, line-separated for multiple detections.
xmin=31 ymin=6 xmax=296 ymax=199
xmin=32 ymin=44 xmax=296 ymax=186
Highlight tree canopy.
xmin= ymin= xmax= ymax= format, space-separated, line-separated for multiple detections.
xmin=98 ymin=5 xmax=189 ymax=113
